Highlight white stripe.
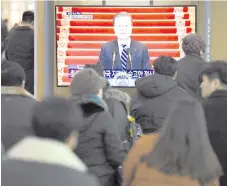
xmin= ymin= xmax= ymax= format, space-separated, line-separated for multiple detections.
xmin=56 ymin=19 xmax=191 ymax=22
xmin=65 ymin=49 xmax=180 ymax=51
xmin=76 ymin=12 xmax=190 ymax=15
xmin=57 ymin=33 xmax=179 ymax=36
xmin=65 ymin=41 xmax=179 ymax=44
xmin=121 ymin=55 xmax=128 ymax=62
xmin=57 ymin=26 xmax=193 ymax=29
xmin=63 ymin=56 xmax=181 ymax=60
xmin=57 ymin=6 xmax=191 ymax=9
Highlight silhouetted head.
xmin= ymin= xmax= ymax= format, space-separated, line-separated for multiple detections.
xmin=22 ymin=11 xmax=34 ymax=28
xmin=182 ymin=33 xmax=206 ymax=56
xmin=32 ymin=96 xmax=82 ymax=150
xmin=153 ymin=56 xmax=178 ymax=78
xmin=1 ymin=60 xmax=25 ymax=87
xmin=200 ymin=60 xmax=227 ymax=98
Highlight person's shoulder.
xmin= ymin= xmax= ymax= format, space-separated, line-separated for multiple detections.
xmin=132 ymin=39 xmax=146 ymax=48
xmin=133 ymin=133 xmax=159 ymax=151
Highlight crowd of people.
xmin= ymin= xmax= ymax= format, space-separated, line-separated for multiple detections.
xmin=1 ymin=10 xmax=227 ymax=186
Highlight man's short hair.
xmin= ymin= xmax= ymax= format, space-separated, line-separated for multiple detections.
xmin=199 ymin=60 xmax=227 ymax=84
xmin=22 ymin=11 xmax=34 ymax=23
xmin=153 ymin=56 xmax=178 ymax=77
xmin=113 ymin=12 xmax=132 ymax=25
xmin=182 ymin=33 xmax=206 ymax=55
xmin=1 ymin=60 xmax=25 ymax=86
xmin=32 ymin=97 xmax=82 ymax=142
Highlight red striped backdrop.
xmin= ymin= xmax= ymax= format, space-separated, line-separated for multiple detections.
xmin=56 ymin=6 xmax=196 ymax=86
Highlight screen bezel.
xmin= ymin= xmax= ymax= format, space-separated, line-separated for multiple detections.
xmin=55 ymin=5 xmax=197 ymax=88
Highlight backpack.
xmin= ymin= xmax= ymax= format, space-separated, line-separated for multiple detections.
xmin=126 ymin=115 xmax=143 ymax=148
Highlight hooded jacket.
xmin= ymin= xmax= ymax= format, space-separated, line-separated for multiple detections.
xmin=70 ymin=94 xmax=126 ymax=186
xmin=131 ymin=74 xmax=191 ymax=134
xmin=104 ymin=88 xmax=131 ymax=142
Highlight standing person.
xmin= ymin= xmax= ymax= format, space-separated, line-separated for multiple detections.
xmin=176 ymin=33 xmax=207 ymax=99
xmin=131 ymin=56 xmax=191 ymax=134
xmin=200 ymin=61 xmax=227 ymax=186
xmin=5 ymin=11 xmax=34 ymax=94
xmin=99 ymin=12 xmax=151 ymax=70
xmin=124 ymin=99 xmax=222 ymax=186
xmin=1 ymin=60 xmax=36 ymax=151
xmin=84 ymin=63 xmax=131 ymax=144
xmin=69 ymin=68 xmax=126 ymax=186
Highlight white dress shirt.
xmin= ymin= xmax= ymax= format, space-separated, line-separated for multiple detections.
xmin=118 ymin=39 xmax=131 ymax=57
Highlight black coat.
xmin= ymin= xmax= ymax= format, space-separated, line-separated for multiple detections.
xmin=203 ymin=90 xmax=227 ymax=186
xmin=1 ymin=20 xmax=8 ymax=53
xmin=1 ymin=86 xmax=36 ymax=151
xmin=176 ymin=54 xmax=206 ymax=99
xmin=104 ymin=88 xmax=131 ymax=142
xmin=70 ymin=94 xmax=126 ymax=186
xmin=131 ymin=74 xmax=191 ymax=134
xmin=2 ymin=137 xmax=100 ymax=186
xmin=5 ymin=26 xmax=34 ymax=94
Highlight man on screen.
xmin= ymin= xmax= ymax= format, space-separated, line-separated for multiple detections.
xmin=98 ymin=12 xmax=151 ymax=70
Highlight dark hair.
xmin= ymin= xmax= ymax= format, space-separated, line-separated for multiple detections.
xmin=22 ymin=11 xmax=34 ymax=23
xmin=32 ymin=97 xmax=82 ymax=142
xmin=141 ymin=98 xmax=222 ymax=184
xmin=199 ymin=60 xmax=227 ymax=84
xmin=1 ymin=60 xmax=25 ymax=86
xmin=84 ymin=62 xmax=110 ymax=93
xmin=182 ymin=33 xmax=206 ymax=55
xmin=153 ymin=56 xmax=177 ymax=77
xmin=113 ymin=12 xmax=132 ymax=25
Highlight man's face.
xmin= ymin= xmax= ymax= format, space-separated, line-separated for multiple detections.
xmin=114 ymin=16 xmax=132 ymax=40
xmin=200 ymin=75 xmax=219 ymax=98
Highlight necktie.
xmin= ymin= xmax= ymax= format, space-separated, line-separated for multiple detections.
xmin=121 ymin=44 xmax=128 ymax=71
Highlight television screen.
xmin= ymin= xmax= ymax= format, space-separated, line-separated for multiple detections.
xmin=56 ymin=6 xmax=196 ymax=87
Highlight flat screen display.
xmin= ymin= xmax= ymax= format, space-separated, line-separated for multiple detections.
xmin=56 ymin=6 xmax=196 ymax=87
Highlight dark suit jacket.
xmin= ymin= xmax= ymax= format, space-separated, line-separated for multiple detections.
xmin=99 ymin=39 xmax=151 ymax=70
xmin=176 ymin=53 xmax=206 ymax=99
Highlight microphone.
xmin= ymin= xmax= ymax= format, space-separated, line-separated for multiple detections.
xmin=112 ymin=51 xmax=116 ymax=70
xmin=126 ymin=49 xmax=132 ymax=69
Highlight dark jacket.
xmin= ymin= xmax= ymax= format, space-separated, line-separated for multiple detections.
xmin=104 ymin=88 xmax=131 ymax=142
xmin=176 ymin=53 xmax=206 ymax=98
xmin=2 ymin=137 xmax=100 ymax=186
xmin=203 ymin=90 xmax=227 ymax=186
xmin=70 ymin=94 xmax=126 ymax=186
xmin=1 ymin=86 xmax=36 ymax=151
xmin=131 ymin=74 xmax=191 ymax=134
xmin=1 ymin=20 xmax=8 ymax=53
xmin=5 ymin=26 xmax=34 ymax=94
